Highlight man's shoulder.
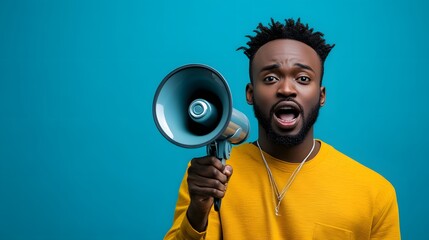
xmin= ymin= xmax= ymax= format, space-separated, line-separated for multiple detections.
xmin=229 ymin=142 xmax=258 ymax=161
xmin=320 ymin=140 xmax=395 ymax=191
xmin=232 ymin=142 xmax=255 ymax=152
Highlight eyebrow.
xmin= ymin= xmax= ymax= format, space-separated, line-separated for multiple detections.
xmin=260 ymin=64 xmax=280 ymax=73
xmin=294 ymin=63 xmax=315 ymax=73
xmin=259 ymin=63 xmax=315 ymax=73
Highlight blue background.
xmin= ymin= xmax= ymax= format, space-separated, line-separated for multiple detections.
xmin=1 ymin=0 xmax=428 ymax=239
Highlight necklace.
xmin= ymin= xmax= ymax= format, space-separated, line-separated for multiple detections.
xmin=256 ymin=140 xmax=316 ymax=216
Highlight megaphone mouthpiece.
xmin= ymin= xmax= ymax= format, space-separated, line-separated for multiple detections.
xmin=188 ymin=98 xmax=218 ymax=128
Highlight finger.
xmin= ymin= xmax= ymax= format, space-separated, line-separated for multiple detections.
xmin=188 ymin=161 xmax=228 ymax=184
xmin=192 ymin=156 xmax=224 ymax=171
xmin=188 ymin=173 xmax=227 ymax=192
xmin=188 ymin=184 xmax=227 ymax=199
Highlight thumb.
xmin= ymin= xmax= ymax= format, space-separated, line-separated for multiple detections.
xmin=224 ymin=165 xmax=233 ymax=179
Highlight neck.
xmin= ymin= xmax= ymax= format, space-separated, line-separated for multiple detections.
xmin=256 ymin=128 xmax=320 ymax=163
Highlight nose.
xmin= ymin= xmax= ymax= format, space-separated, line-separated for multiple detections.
xmin=276 ymin=78 xmax=297 ymax=98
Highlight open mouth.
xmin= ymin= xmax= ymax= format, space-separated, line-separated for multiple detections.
xmin=272 ymin=101 xmax=301 ymax=126
xmin=275 ymin=107 xmax=300 ymax=122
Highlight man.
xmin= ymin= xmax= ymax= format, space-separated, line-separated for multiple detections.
xmin=164 ymin=18 xmax=400 ymax=239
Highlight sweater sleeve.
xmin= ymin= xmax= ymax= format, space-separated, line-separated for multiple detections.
xmin=164 ymin=168 xmax=221 ymax=240
xmin=370 ymin=184 xmax=401 ymax=239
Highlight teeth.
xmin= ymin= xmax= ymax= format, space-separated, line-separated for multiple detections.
xmin=278 ymin=107 xmax=296 ymax=112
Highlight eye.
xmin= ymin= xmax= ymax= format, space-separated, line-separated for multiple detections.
xmin=297 ymin=76 xmax=311 ymax=83
xmin=263 ymin=76 xmax=279 ymax=83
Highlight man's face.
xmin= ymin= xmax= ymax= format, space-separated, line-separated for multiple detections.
xmin=246 ymin=39 xmax=326 ymax=146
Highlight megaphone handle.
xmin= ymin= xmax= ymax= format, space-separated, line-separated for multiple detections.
xmin=213 ymin=157 xmax=226 ymax=212
xmin=207 ymin=141 xmax=231 ymax=212
xmin=214 ymin=196 xmax=222 ymax=211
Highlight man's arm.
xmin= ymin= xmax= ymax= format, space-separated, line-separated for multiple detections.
xmin=164 ymin=156 xmax=232 ymax=240
xmin=370 ymin=186 xmax=401 ymax=239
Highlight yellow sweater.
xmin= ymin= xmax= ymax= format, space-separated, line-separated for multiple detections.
xmin=164 ymin=140 xmax=400 ymax=239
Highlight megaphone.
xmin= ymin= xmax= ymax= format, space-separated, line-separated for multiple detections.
xmin=153 ymin=64 xmax=250 ymax=211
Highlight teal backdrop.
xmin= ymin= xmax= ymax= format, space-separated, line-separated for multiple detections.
xmin=1 ymin=0 xmax=428 ymax=239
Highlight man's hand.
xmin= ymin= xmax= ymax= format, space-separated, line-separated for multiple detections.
xmin=186 ymin=156 xmax=233 ymax=232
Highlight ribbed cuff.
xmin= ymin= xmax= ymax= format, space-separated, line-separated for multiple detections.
xmin=178 ymin=214 xmax=207 ymax=240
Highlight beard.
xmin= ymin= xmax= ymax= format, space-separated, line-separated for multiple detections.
xmin=253 ymin=97 xmax=321 ymax=147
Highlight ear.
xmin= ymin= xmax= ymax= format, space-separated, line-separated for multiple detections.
xmin=319 ymin=86 xmax=326 ymax=107
xmin=246 ymin=83 xmax=254 ymax=105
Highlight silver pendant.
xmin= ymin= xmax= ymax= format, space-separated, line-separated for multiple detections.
xmin=275 ymin=208 xmax=280 ymax=216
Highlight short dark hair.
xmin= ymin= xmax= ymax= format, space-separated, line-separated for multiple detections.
xmin=237 ymin=18 xmax=335 ymax=83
